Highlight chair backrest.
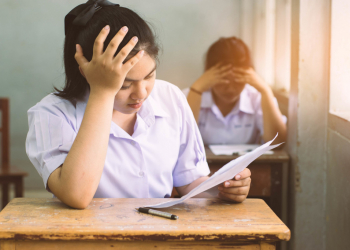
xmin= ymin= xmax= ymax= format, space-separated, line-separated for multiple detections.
xmin=0 ymin=98 xmax=10 ymax=172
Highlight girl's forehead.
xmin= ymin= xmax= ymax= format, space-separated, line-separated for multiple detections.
xmin=126 ymin=54 xmax=156 ymax=80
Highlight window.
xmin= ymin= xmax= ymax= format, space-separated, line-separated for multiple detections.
xmin=240 ymin=0 xmax=291 ymax=93
xmin=330 ymin=0 xmax=350 ymax=121
xmin=274 ymin=0 xmax=291 ymax=93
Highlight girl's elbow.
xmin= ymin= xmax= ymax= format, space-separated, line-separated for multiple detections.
xmin=67 ymin=196 xmax=92 ymax=209
xmin=61 ymin=191 xmax=94 ymax=209
xmin=71 ymin=201 xmax=90 ymax=209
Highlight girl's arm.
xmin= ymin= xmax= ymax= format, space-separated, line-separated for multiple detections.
xmin=232 ymin=67 xmax=287 ymax=144
xmin=260 ymin=87 xmax=287 ymax=144
xmin=48 ymin=26 xmax=144 ymax=209
xmin=187 ymin=64 xmax=232 ymax=122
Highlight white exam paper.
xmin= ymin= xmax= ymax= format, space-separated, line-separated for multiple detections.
xmin=146 ymin=134 xmax=282 ymax=209
xmin=209 ymin=144 xmax=274 ymax=156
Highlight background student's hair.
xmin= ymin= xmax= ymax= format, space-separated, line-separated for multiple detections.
xmin=205 ymin=37 xmax=253 ymax=70
xmin=55 ymin=5 xmax=160 ymax=102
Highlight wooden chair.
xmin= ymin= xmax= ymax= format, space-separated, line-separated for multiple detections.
xmin=0 ymin=98 xmax=28 ymax=209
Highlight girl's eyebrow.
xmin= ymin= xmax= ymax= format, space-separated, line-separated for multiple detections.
xmin=124 ymin=66 xmax=157 ymax=82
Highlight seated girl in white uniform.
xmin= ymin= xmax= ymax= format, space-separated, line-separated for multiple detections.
xmin=25 ymin=1 xmax=251 ymax=209
xmin=184 ymin=37 xmax=287 ymax=145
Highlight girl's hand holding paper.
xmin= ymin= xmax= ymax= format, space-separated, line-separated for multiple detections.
xmin=218 ymin=168 xmax=251 ymax=203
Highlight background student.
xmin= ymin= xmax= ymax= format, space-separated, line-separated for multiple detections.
xmin=184 ymin=37 xmax=287 ymax=145
xmin=26 ymin=2 xmax=251 ymax=209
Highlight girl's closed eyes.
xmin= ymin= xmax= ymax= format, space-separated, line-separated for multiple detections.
xmin=120 ymin=71 xmax=156 ymax=90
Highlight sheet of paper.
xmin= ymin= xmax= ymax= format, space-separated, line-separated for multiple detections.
xmin=209 ymin=144 xmax=274 ymax=156
xmin=146 ymin=134 xmax=281 ymax=209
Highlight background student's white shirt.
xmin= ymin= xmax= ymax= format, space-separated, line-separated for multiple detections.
xmin=182 ymin=85 xmax=287 ymax=145
xmin=26 ymin=80 xmax=210 ymax=199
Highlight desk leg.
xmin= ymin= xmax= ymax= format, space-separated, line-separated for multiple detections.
xmin=281 ymin=162 xmax=288 ymax=224
xmin=270 ymin=163 xmax=288 ymax=250
xmin=280 ymin=163 xmax=288 ymax=250
xmin=1 ymin=183 xmax=9 ymax=209
xmin=270 ymin=164 xmax=283 ymax=250
xmin=15 ymin=178 xmax=23 ymax=198
xmin=260 ymin=242 xmax=276 ymax=250
xmin=0 ymin=240 xmax=15 ymax=250
xmin=270 ymin=163 xmax=282 ymax=218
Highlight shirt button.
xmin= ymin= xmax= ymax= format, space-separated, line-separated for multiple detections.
xmin=139 ymin=171 xmax=144 ymax=177
xmin=131 ymin=141 xmax=137 ymax=146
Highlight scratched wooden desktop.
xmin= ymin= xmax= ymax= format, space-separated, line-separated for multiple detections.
xmin=0 ymin=198 xmax=290 ymax=250
xmin=205 ymin=147 xmax=289 ymax=225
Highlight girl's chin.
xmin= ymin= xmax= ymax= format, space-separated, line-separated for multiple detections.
xmin=113 ymin=107 xmax=138 ymax=115
xmin=217 ymin=92 xmax=239 ymax=100
xmin=222 ymin=97 xmax=239 ymax=104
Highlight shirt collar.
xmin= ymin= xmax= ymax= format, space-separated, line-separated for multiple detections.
xmin=200 ymin=85 xmax=255 ymax=115
xmin=238 ymin=86 xmax=255 ymax=114
xmin=75 ymin=90 xmax=169 ymax=138
xmin=137 ymin=94 xmax=169 ymax=127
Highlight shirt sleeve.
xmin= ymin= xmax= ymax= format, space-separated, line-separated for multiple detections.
xmin=172 ymin=89 xmax=210 ymax=187
xmin=26 ymin=104 xmax=76 ymax=191
xmin=182 ymin=87 xmax=190 ymax=97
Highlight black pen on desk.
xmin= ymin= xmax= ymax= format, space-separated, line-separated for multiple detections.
xmin=136 ymin=207 xmax=179 ymax=220
xmin=233 ymin=149 xmax=252 ymax=156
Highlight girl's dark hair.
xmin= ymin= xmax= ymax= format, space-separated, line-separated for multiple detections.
xmin=55 ymin=6 xmax=159 ymax=102
xmin=205 ymin=37 xmax=253 ymax=70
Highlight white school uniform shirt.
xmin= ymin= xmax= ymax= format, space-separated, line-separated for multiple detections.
xmin=26 ymin=80 xmax=210 ymax=198
xmin=183 ymin=84 xmax=287 ymax=145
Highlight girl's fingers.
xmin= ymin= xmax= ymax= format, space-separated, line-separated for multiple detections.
xmin=221 ymin=177 xmax=251 ymax=188
xmin=219 ymin=70 xmax=234 ymax=78
xmin=220 ymin=168 xmax=251 ymax=187
xmin=219 ymin=185 xmax=250 ymax=196
xmin=219 ymin=64 xmax=232 ymax=72
xmin=231 ymin=71 xmax=246 ymax=77
xmin=210 ymin=63 xmax=225 ymax=73
xmin=213 ymin=74 xmax=230 ymax=84
xmin=218 ymin=192 xmax=246 ymax=203
xmin=213 ymin=63 xmax=224 ymax=69
xmin=234 ymin=77 xmax=247 ymax=83
xmin=232 ymin=67 xmax=248 ymax=73
xmin=123 ymin=50 xmax=145 ymax=72
xmin=219 ymin=79 xmax=230 ymax=84
xmin=92 ymin=25 xmax=111 ymax=58
xmin=74 ymin=44 xmax=88 ymax=67
xmin=236 ymin=168 xmax=251 ymax=180
xmin=113 ymin=36 xmax=139 ymax=65
xmin=104 ymin=26 xmax=129 ymax=59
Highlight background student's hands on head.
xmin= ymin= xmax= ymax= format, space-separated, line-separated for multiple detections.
xmin=217 ymin=168 xmax=251 ymax=203
xmin=75 ymin=25 xmax=144 ymax=96
xmin=231 ymin=67 xmax=270 ymax=94
xmin=191 ymin=64 xmax=232 ymax=93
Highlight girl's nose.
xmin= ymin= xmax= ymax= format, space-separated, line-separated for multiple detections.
xmin=131 ymin=81 xmax=147 ymax=101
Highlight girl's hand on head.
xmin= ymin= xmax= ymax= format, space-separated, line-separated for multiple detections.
xmin=191 ymin=64 xmax=232 ymax=93
xmin=231 ymin=67 xmax=270 ymax=94
xmin=74 ymin=25 xmax=144 ymax=96
xmin=217 ymin=168 xmax=251 ymax=203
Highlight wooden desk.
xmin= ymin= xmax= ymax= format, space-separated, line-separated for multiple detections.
xmin=205 ymin=147 xmax=289 ymax=225
xmin=0 ymin=198 xmax=290 ymax=249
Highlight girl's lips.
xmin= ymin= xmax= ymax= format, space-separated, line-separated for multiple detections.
xmin=128 ymin=102 xmax=143 ymax=109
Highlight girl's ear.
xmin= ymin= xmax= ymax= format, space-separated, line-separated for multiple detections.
xmin=79 ymin=66 xmax=86 ymax=78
